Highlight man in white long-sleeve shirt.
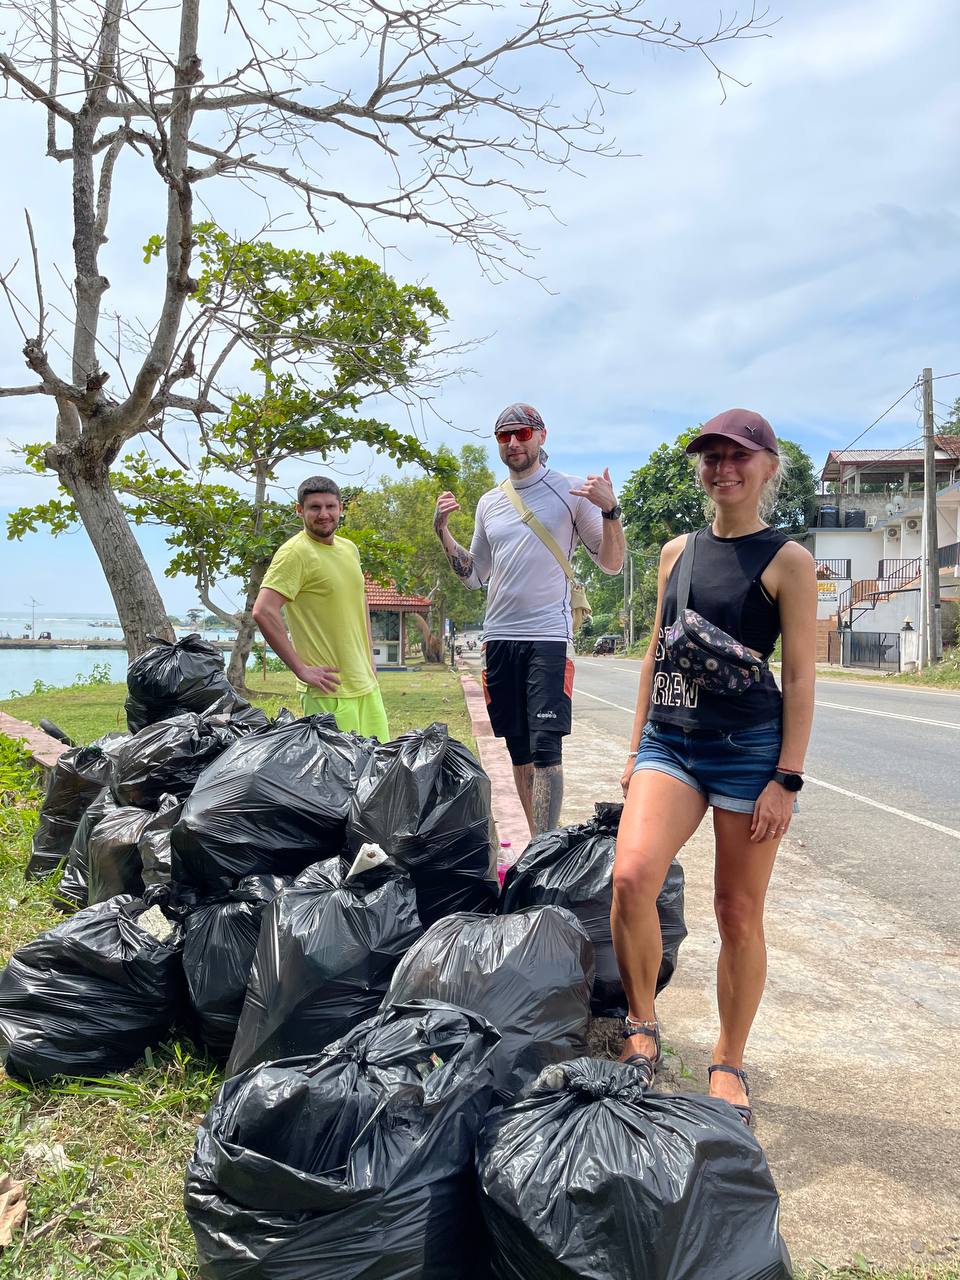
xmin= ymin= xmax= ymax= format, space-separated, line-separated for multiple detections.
xmin=434 ymin=403 xmax=625 ymax=833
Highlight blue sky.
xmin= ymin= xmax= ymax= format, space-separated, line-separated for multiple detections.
xmin=1 ymin=0 xmax=958 ymax=614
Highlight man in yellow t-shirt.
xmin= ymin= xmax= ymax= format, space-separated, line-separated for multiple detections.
xmin=252 ymin=476 xmax=390 ymax=740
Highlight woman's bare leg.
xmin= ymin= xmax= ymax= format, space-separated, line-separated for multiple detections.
xmin=709 ymin=807 xmax=782 ymax=1108
xmin=612 ymin=769 xmax=708 ymax=1063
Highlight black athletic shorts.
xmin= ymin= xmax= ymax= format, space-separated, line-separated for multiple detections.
xmin=481 ymin=639 xmax=574 ymax=766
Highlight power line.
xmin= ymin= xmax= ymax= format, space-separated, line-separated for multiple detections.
xmin=831 ymin=379 xmax=920 ymax=458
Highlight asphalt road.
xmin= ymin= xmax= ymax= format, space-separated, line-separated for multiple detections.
xmin=572 ymin=658 xmax=960 ymax=940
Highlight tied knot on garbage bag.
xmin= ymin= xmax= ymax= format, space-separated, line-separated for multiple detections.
xmin=478 ymin=1055 xmax=792 ymax=1280
xmin=534 ymin=1058 xmax=650 ymax=1104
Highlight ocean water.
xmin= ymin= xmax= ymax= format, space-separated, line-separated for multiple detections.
xmin=0 ymin=613 xmax=239 ymax=702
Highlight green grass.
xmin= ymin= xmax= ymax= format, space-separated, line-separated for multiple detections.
xmin=0 ymin=661 xmax=476 ymax=753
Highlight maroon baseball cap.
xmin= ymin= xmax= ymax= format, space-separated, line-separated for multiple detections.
xmin=685 ymin=409 xmax=779 ymax=455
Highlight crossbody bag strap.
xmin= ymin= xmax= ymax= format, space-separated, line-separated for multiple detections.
xmin=499 ymin=478 xmax=576 ymax=581
xmin=675 ymin=527 xmax=700 ymax=614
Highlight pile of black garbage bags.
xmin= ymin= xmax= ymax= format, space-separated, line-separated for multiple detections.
xmin=1 ymin=634 xmax=792 ymax=1279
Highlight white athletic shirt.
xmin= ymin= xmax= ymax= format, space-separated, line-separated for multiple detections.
xmin=465 ymin=466 xmax=608 ymax=642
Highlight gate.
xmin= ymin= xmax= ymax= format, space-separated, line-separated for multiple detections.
xmin=842 ymin=630 xmax=900 ymax=671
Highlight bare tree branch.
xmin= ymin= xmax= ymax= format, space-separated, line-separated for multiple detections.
xmin=0 ymin=383 xmax=46 ymax=397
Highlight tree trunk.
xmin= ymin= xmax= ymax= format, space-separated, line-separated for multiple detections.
xmin=226 ymin=560 xmax=269 ymax=693
xmin=410 ymin=611 xmax=443 ymax=663
xmin=57 ymin=450 xmax=175 ymax=659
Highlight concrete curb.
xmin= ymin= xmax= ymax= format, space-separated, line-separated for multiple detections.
xmin=459 ymin=672 xmax=531 ymax=856
xmin=0 ymin=712 xmax=66 ymax=774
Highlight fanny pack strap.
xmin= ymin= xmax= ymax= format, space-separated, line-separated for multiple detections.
xmin=500 ymin=478 xmax=576 ymax=581
xmin=675 ymin=527 xmax=699 ymax=613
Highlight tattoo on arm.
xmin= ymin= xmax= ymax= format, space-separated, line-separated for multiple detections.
xmin=434 ymin=511 xmax=475 ymax=580
xmin=449 ymin=545 xmax=475 ymax=580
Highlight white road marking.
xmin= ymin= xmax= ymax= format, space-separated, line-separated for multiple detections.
xmin=803 ymin=776 xmax=960 ymax=842
xmin=814 ymin=700 xmax=959 ymax=730
xmin=573 ymin=686 xmax=633 ymax=713
xmin=572 ymin=685 xmax=960 ymax=840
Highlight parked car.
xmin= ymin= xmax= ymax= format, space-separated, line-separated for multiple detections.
xmin=592 ymin=635 xmax=622 ymax=656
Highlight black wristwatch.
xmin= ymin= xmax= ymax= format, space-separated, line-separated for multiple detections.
xmin=772 ymin=769 xmax=804 ymax=793
xmin=602 ymin=503 xmax=622 ymax=521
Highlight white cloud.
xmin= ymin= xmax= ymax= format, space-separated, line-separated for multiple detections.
xmin=1 ymin=0 xmax=957 ymax=609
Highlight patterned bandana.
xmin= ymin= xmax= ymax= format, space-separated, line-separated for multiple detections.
xmin=494 ymin=403 xmax=545 ymax=433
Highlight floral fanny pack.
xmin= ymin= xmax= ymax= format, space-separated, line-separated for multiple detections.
xmin=664 ymin=529 xmax=767 ymax=696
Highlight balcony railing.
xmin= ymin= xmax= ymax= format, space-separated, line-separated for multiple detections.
xmin=815 ymin=558 xmax=851 ymax=580
xmin=938 ymin=541 xmax=960 ymax=571
xmin=838 ymin=557 xmax=921 ymax=614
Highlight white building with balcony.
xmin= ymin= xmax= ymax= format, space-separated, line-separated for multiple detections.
xmin=802 ymin=438 xmax=960 ymax=668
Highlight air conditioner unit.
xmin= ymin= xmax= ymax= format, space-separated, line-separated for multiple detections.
xmin=886 ymin=527 xmax=900 ymax=539
xmin=905 ymin=517 xmax=920 ymax=532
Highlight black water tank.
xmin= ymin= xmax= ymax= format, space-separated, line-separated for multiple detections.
xmin=845 ymin=509 xmax=866 ymax=528
xmin=819 ymin=506 xmax=839 ymax=528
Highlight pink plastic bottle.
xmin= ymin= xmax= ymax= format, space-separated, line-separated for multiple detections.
xmin=496 ymin=840 xmax=513 ymax=887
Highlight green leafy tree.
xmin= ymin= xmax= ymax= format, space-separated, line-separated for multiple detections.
xmin=12 ymin=229 xmax=453 ymax=689
xmin=941 ymin=396 xmax=960 ymax=437
xmin=343 ymin=445 xmax=494 ymax=660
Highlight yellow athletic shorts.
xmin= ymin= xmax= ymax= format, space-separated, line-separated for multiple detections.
xmin=299 ymin=686 xmax=390 ymax=741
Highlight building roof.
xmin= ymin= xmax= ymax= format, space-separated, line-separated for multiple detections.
xmin=820 ymin=436 xmax=960 ymax=481
xmin=364 ymin=577 xmax=432 ymax=611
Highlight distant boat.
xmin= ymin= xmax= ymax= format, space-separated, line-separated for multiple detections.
xmin=56 ymin=642 xmax=89 ymax=650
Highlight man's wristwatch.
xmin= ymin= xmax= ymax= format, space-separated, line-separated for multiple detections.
xmin=772 ymin=769 xmax=804 ymax=793
xmin=602 ymin=503 xmax=622 ymax=521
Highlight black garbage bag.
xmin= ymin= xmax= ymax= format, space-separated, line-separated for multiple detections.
xmin=26 ymin=733 xmax=129 ymax=880
xmin=138 ymin=794 xmax=184 ymax=889
xmin=500 ymin=801 xmax=687 ymax=1016
xmin=87 ymin=805 xmax=155 ymax=904
xmin=125 ymin=633 xmax=235 ymax=732
xmin=186 ymin=1000 xmax=499 ymax=1280
xmin=203 ymin=689 xmax=271 ymax=734
xmin=52 ymin=787 xmax=118 ymax=913
xmin=182 ymin=875 xmax=290 ymax=1061
xmin=172 ymin=715 xmax=374 ymax=897
xmin=345 ymin=723 xmax=499 ymax=928
xmin=0 ymin=896 xmax=186 ymax=1083
xmin=110 ymin=713 xmax=234 ymax=810
xmin=382 ymin=906 xmax=594 ymax=1101
xmin=227 ymin=856 xmax=422 ymax=1075
xmin=477 ymin=1057 xmax=792 ymax=1280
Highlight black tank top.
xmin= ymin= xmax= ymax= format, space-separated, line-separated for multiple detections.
xmin=649 ymin=525 xmax=788 ymax=731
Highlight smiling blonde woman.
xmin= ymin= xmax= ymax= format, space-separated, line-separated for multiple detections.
xmin=612 ymin=408 xmax=817 ymax=1126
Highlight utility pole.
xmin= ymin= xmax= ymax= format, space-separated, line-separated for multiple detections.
xmin=922 ymin=367 xmax=941 ymax=665
xmin=25 ymin=597 xmax=40 ymax=641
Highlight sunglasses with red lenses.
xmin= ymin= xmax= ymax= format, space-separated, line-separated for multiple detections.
xmin=495 ymin=425 xmax=537 ymax=443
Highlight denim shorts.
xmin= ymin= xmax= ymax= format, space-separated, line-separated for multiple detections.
xmin=632 ymin=717 xmax=798 ymax=815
